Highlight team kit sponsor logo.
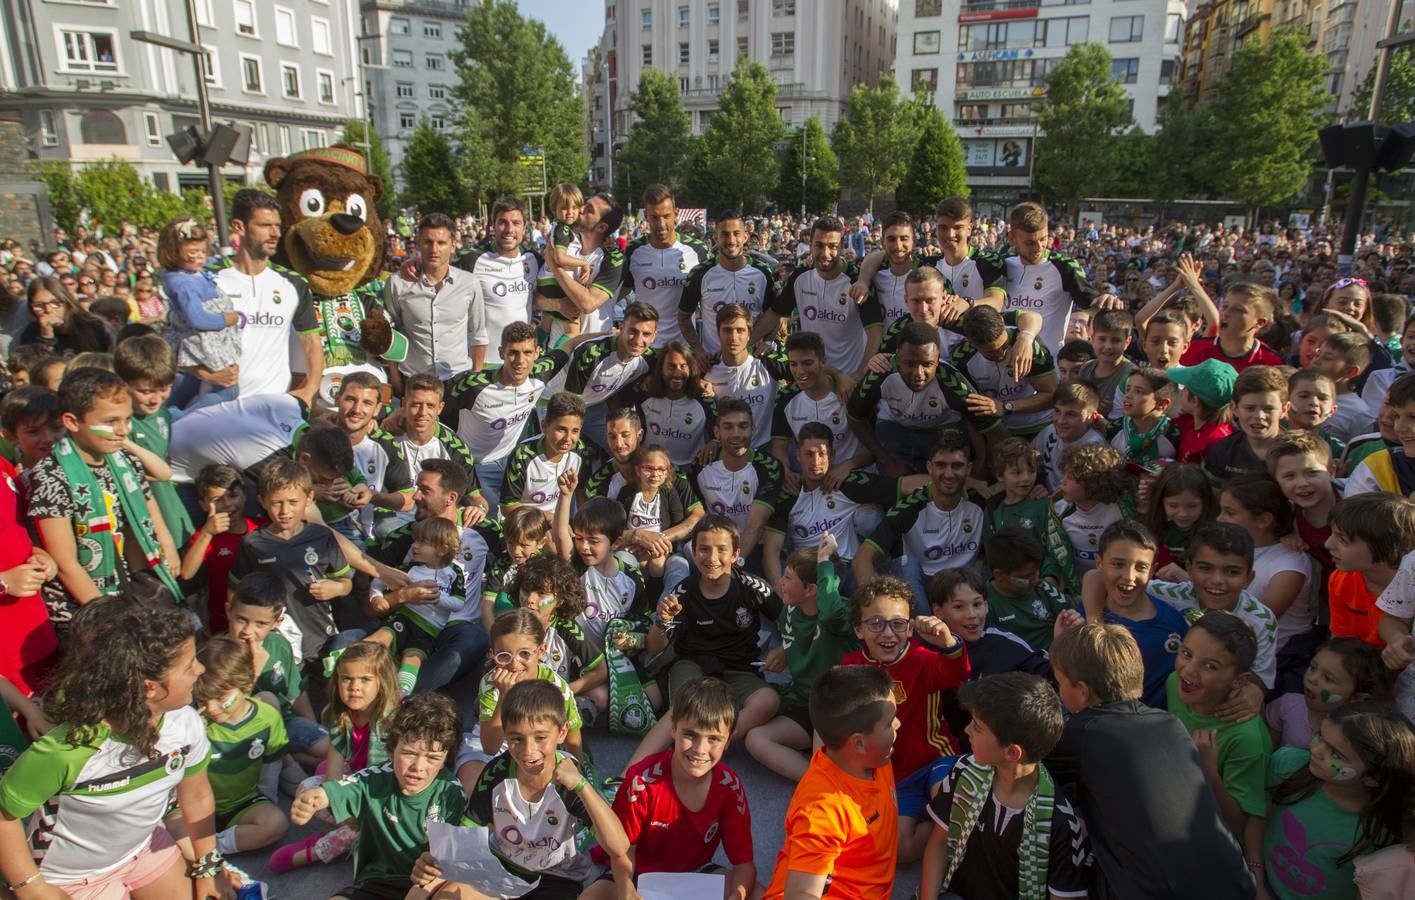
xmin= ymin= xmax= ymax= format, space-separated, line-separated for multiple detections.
xmin=491 ymin=278 xmax=531 ymax=297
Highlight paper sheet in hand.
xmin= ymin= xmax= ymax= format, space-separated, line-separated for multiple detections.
xmin=637 ymin=871 xmax=724 ymax=900
xmin=425 ymin=822 xmax=540 ymax=899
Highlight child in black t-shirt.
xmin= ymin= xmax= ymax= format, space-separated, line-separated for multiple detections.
xmin=624 ymin=515 xmax=783 ymax=770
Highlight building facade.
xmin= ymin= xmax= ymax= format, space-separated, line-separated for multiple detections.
xmin=588 ymin=0 xmax=899 ymax=193
xmin=0 ymin=0 xmax=365 ymax=193
xmin=358 ymin=0 xmax=469 ymax=191
xmin=896 ymin=0 xmax=1187 ymax=208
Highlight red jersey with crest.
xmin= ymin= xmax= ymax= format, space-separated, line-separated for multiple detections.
xmin=594 ymin=749 xmax=754 ymax=873
xmin=842 ymin=640 xmax=971 ymax=778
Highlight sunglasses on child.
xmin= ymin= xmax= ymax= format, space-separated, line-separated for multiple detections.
xmin=492 ymin=648 xmax=537 ymax=667
xmin=859 ymin=616 xmax=912 ymax=635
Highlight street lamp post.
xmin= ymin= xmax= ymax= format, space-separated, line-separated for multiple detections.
xmin=800 ymin=126 xmax=810 ymax=218
xmin=131 ymin=0 xmax=229 ymax=247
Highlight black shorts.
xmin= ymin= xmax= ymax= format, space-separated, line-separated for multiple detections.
xmin=519 ymin=874 xmax=584 ymax=900
xmin=381 ymin=616 xmax=438 ymax=658
xmin=214 ymin=795 xmax=271 ymax=832
xmin=781 ymin=702 xmax=813 ymax=737
xmin=332 ymin=878 xmax=412 ymax=900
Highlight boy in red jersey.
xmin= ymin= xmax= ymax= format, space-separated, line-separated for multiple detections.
xmin=585 ymin=678 xmax=754 ymax=900
xmin=840 ymin=574 xmax=970 ymax=862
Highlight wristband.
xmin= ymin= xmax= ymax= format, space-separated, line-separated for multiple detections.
xmin=6 ymin=872 xmax=40 ymax=892
xmin=189 ymin=851 xmax=225 ymax=879
xmin=571 ymin=776 xmax=587 ymax=793
xmin=1017 ymin=329 xmax=1036 ymax=341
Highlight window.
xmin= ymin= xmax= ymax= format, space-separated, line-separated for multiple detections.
xmin=396 ymin=81 xmax=414 ymax=98
xmin=281 ymin=63 xmax=301 ymax=98
xmin=194 ymin=0 xmax=215 ymax=27
xmin=771 ymin=31 xmax=794 ymax=56
xmin=429 ymin=84 xmax=447 ymax=100
xmin=911 ymin=67 xmax=938 ymax=91
xmin=679 ymin=41 xmax=690 ymax=63
xmin=426 ymin=53 xmax=445 ymax=70
xmin=739 ymin=0 xmax=749 ymax=21
xmin=708 ymin=39 xmax=719 ymax=62
xmin=708 ymin=73 xmax=719 ymax=89
xmin=278 ymin=125 xmax=290 ymax=154
xmin=1046 ymin=16 xmax=1088 ymax=46
xmin=680 ymin=76 xmax=690 ymax=91
xmin=392 ymin=50 xmax=413 ymax=68
xmin=708 ymin=3 xmax=719 ymax=24
xmin=1109 ymin=15 xmax=1143 ymax=42
xmin=914 ymin=0 xmax=941 ymax=15
xmin=317 ymin=70 xmax=335 ymax=103
xmin=430 ymin=114 xmax=446 ymax=130
xmin=141 ymin=111 xmax=161 ymax=145
xmin=642 ymin=44 xmax=653 ymax=65
xmin=300 ymin=129 xmax=326 ymax=150
xmin=257 ymin=123 xmax=270 ymax=153
xmin=679 ymin=5 xmax=689 ymax=27
xmin=240 ymin=54 xmax=263 ymax=93
xmin=914 ymin=30 xmax=940 ymax=54
xmin=390 ymin=17 xmax=410 ymax=35
xmin=399 ymin=113 xmax=416 ymax=129
xmin=275 ymin=7 xmax=297 ymax=47
xmin=424 ymin=21 xmax=441 ymax=38
xmin=641 ymin=8 xmax=652 ymax=28
xmin=201 ymin=45 xmax=221 ymax=86
xmin=1166 ymin=13 xmax=1183 ymax=43
xmin=312 ymin=18 xmax=332 ymax=55
xmin=235 ymin=0 xmax=258 ymax=37
xmin=1111 ymin=57 xmax=1139 ymax=83
xmin=79 ymin=110 xmax=125 ymax=145
xmin=737 ymin=35 xmax=748 ymax=58
xmin=773 ymin=0 xmax=795 ymax=14
xmin=57 ymin=29 xmax=119 ymax=73
xmin=1160 ymin=58 xmax=1176 ymax=85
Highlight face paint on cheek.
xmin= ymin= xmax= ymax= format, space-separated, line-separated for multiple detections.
xmin=1319 ymin=690 xmax=1344 ymax=704
xmin=87 ymin=424 xmax=117 ymax=436
xmin=1327 ymin=759 xmax=1358 ymax=781
xmin=221 ymin=690 xmax=241 ymax=711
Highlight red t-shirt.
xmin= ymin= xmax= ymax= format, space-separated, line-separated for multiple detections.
xmin=594 ymin=750 xmax=753 ymax=873
xmin=1174 ymin=415 xmax=1235 ymax=464
xmin=1179 ymin=336 xmax=1285 ymax=373
xmin=1328 ymin=569 xmax=1386 ymax=646
xmin=0 ymin=458 xmax=57 ymax=697
xmin=841 ymin=640 xmax=971 ymax=778
xmin=1294 ymin=487 xmax=1340 ymax=575
xmin=193 ymin=517 xmax=263 ymax=632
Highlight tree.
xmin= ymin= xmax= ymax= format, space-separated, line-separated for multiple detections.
xmin=683 ymin=60 xmax=783 ymax=212
xmin=1350 ymin=37 xmax=1415 ymax=125
xmin=1148 ymin=92 xmax=1219 ymax=202
xmin=1108 ymin=126 xmax=1154 ymax=198
xmin=831 ymin=74 xmax=924 ymax=211
xmin=32 ymin=162 xmax=81 ymax=233
xmin=1033 ymin=43 xmax=1133 ymax=215
xmin=1207 ymin=28 xmax=1328 ymax=209
xmin=339 ymin=120 xmax=396 ymax=221
xmin=895 ymin=107 xmax=968 ymax=215
xmin=400 ymin=120 xmax=469 ymax=214
xmin=452 ymin=0 xmax=588 ymax=202
xmin=614 ymin=68 xmax=693 ymax=201
xmin=774 ymin=117 xmax=838 ymax=215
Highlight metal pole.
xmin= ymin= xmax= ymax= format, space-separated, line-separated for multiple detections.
xmin=185 ymin=0 xmax=228 ymax=248
xmin=1337 ymin=0 xmax=1404 ymax=271
xmin=800 ymin=127 xmax=807 ymax=218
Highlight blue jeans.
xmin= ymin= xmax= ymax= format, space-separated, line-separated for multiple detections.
xmin=874 ymin=421 xmax=941 ymax=473
xmin=891 ymin=554 xmax=931 ymax=615
xmin=328 ymin=620 xmax=488 ymax=694
xmin=474 ymin=457 xmax=510 ymax=519
xmin=580 ymin=401 xmax=610 ymax=458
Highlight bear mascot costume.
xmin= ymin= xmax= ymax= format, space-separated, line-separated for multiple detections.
xmin=263 ymin=145 xmax=406 ymax=408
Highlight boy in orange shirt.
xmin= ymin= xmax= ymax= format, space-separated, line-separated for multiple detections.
xmin=1325 ymin=493 xmax=1415 ymax=645
xmin=763 ymin=664 xmax=899 ymax=900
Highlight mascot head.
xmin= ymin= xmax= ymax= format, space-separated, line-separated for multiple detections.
xmin=264 ymin=145 xmax=384 ymax=297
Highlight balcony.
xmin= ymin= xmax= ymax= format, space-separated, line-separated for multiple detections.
xmin=954 ymin=115 xmax=1036 ymax=128
xmin=958 ymin=0 xmax=1042 ymax=14
xmin=1234 ymin=11 xmax=1269 ymax=36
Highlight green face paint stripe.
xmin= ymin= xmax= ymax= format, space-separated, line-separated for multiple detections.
xmin=87 ymin=424 xmax=117 ymax=435
xmin=1319 ymin=690 xmax=1343 ymax=704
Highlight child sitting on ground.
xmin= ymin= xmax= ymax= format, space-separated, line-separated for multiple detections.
xmin=983 ymin=527 xmax=1073 ymax=649
xmin=1166 ymin=611 xmax=1273 ymax=874
xmin=584 ymin=678 xmax=756 ymax=900
xmin=367 ymin=516 xmax=470 ymax=697
xmin=982 ymin=439 xmax=1075 ymax=594
xmin=1053 ymin=443 xmax=1130 ymax=574
xmin=475 ymin=609 xmax=584 ymax=762
xmin=188 ymin=635 xmax=290 ymax=856
xmin=746 ymin=532 xmax=858 ymax=781
xmin=761 ymin=665 xmax=901 ymax=900
xmin=417 ymin=681 xmax=634 ymax=900
xmin=842 ymin=574 xmax=971 ymax=863
xmin=484 ymin=504 xmax=555 ymax=626
xmin=919 ymin=672 xmax=1091 ymax=900
xmin=1044 ymin=623 xmax=1257 ymax=898
xmin=291 ymin=692 xmax=466 ymax=900
xmin=183 ymin=464 xmax=258 ymax=632
xmin=507 ymin=553 xmax=602 ymax=701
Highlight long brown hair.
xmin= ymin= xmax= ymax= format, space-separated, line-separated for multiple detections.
xmin=26 ymin=276 xmax=107 ymax=350
xmin=644 ymin=339 xmax=707 ymax=399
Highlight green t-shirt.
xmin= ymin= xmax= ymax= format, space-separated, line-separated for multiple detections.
xmin=478 ymin=665 xmax=582 ymax=731
xmin=1166 ymin=672 xmax=1272 ymax=817
xmin=986 ymin=579 xmax=1071 ymax=651
xmin=982 ymin=494 xmax=1078 ymax=594
xmin=254 ymin=631 xmax=302 ymax=716
xmin=777 ymin=560 xmax=859 ymax=711
xmin=0 ymin=695 xmax=28 ymax=774
xmin=130 ymin=407 xmax=193 ymax=545
xmin=1263 ymin=747 xmax=1361 ymax=900
xmin=206 ymin=697 xmax=288 ymax=814
xmin=323 ymin=764 xmax=468 ymax=884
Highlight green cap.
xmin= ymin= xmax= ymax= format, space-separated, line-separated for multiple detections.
xmin=1166 ymin=358 xmax=1237 ymax=409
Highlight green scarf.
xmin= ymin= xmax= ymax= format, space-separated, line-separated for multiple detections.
xmin=604 ymin=617 xmax=656 ymax=736
xmin=129 ymin=410 xmax=193 ymax=547
xmin=317 ymin=293 xmax=366 ymax=368
xmin=53 ymin=435 xmax=181 ymax=600
xmin=944 ymin=756 xmax=1056 ymax=900
xmin=1123 ymin=415 xmax=1169 ymax=465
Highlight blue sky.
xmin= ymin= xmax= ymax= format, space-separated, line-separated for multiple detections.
xmin=517 ymin=0 xmax=604 ymax=77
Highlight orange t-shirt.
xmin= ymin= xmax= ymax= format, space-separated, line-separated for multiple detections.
xmin=1328 ymin=569 xmax=1386 ymax=646
xmin=763 ymin=749 xmax=898 ymax=900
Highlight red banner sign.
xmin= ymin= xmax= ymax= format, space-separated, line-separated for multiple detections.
xmin=958 ymin=7 xmax=1040 ymax=23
